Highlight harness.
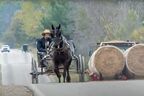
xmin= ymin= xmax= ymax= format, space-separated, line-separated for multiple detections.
xmin=47 ymin=36 xmax=71 ymax=55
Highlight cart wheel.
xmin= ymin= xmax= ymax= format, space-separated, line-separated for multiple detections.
xmin=79 ymin=54 xmax=85 ymax=82
xmin=31 ymin=58 xmax=39 ymax=84
xmin=41 ymin=67 xmax=44 ymax=74
xmin=32 ymin=75 xmax=38 ymax=84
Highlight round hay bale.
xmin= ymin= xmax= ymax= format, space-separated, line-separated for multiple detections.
xmin=88 ymin=45 xmax=125 ymax=78
xmin=125 ymin=44 xmax=144 ymax=76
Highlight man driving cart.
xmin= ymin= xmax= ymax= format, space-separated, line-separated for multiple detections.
xmin=36 ymin=29 xmax=52 ymax=70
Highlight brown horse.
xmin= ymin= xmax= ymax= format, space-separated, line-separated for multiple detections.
xmin=50 ymin=24 xmax=72 ymax=83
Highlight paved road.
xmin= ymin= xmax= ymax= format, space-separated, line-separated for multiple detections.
xmin=29 ymin=80 xmax=144 ymax=96
xmin=0 ymin=49 xmax=51 ymax=85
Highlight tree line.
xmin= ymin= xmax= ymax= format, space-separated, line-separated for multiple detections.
xmin=0 ymin=0 xmax=144 ymax=51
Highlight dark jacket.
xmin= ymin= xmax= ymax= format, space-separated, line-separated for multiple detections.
xmin=37 ymin=37 xmax=52 ymax=52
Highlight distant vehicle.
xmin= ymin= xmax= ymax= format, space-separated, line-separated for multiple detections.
xmin=97 ymin=40 xmax=136 ymax=51
xmin=1 ymin=45 xmax=10 ymax=52
xmin=89 ymin=40 xmax=137 ymax=56
xmin=22 ymin=44 xmax=28 ymax=52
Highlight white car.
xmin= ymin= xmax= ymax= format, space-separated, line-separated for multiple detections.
xmin=1 ymin=45 xmax=10 ymax=52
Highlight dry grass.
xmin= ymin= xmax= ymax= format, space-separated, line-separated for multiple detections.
xmin=0 ymin=86 xmax=32 ymax=96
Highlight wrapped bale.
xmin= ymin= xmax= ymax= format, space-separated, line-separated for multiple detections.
xmin=88 ymin=45 xmax=125 ymax=79
xmin=125 ymin=44 xmax=144 ymax=77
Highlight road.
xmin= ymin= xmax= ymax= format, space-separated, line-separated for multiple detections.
xmin=0 ymin=49 xmax=52 ymax=85
xmin=29 ymin=80 xmax=144 ymax=96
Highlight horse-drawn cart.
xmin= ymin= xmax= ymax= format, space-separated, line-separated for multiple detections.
xmin=30 ymin=25 xmax=86 ymax=83
xmin=30 ymin=41 xmax=85 ymax=84
xmin=30 ymin=53 xmax=85 ymax=84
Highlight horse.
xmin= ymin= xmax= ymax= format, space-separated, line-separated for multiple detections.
xmin=50 ymin=24 xmax=72 ymax=83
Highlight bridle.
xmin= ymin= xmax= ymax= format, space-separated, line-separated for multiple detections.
xmin=53 ymin=37 xmax=68 ymax=52
xmin=47 ymin=36 xmax=68 ymax=55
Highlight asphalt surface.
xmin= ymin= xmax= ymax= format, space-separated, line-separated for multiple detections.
xmin=29 ymin=80 xmax=144 ymax=96
xmin=0 ymin=49 xmax=51 ymax=85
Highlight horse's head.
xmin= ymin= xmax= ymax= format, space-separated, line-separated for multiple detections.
xmin=51 ymin=24 xmax=63 ymax=46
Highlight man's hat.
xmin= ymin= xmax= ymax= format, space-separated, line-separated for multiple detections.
xmin=41 ymin=29 xmax=51 ymax=36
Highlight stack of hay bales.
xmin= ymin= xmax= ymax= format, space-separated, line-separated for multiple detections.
xmin=88 ymin=45 xmax=125 ymax=79
xmin=88 ymin=42 xmax=144 ymax=80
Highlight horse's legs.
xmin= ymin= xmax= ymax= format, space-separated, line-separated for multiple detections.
xmin=66 ymin=60 xmax=72 ymax=82
xmin=54 ymin=65 xmax=61 ymax=83
xmin=66 ymin=67 xmax=70 ymax=82
xmin=63 ymin=65 xmax=66 ymax=83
